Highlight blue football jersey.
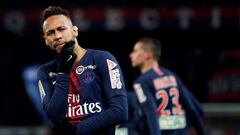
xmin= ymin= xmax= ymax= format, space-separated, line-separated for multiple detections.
xmin=133 ymin=66 xmax=205 ymax=135
xmin=37 ymin=49 xmax=128 ymax=135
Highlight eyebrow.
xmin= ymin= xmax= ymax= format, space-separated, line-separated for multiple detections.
xmin=46 ymin=29 xmax=54 ymax=34
xmin=46 ymin=26 xmax=66 ymax=34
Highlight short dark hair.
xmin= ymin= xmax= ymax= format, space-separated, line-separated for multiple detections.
xmin=138 ymin=37 xmax=162 ymax=61
xmin=41 ymin=6 xmax=71 ymax=25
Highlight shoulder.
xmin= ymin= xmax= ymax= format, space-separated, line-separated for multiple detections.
xmin=159 ymin=66 xmax=171 ymax=73
xmin=160 ymin=67 xmax=183 ymax=83
xmin=90 ymin=49 xmax=115 ymax=59
xmin=134 ymin=72 xmax=152 ymax=84
xmin=37 ymin=60 xmax=57 ymax=76
xmin=160 ymin=67 xmax=178 ymax=76
xmin=89 ymin=49 xmax=119 ymax=66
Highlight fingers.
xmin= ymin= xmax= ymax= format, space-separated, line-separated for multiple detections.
xmin=61 ymin=40 xmax=75 ymax=53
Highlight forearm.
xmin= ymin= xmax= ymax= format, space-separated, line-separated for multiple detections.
xmin=186 ymin=104 xmax=206 ymax=135
xmin=77 ymin=95 xmax=128 ymax=134
xmin=43 ymin=74 xmax=70 ymax=123
xmin=191 ymin=114 xmax=206 ymax=135
xmin=141 ymin=102 xmax=161 ymax=135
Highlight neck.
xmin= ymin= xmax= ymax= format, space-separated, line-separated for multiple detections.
xmin=140 ymin=60 xmax=159 ymax=74
xmin=73 ymin=42 xmax=87 ymax=63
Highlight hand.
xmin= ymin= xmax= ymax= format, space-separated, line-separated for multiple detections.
xmin=56 ymin=40 xmax=77 ymax=74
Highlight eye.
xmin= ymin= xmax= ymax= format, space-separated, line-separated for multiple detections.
xmin=46 ymin=30 xmax=54 ymax=36
xmin=58 ymin=27 xmax=66 ymax=31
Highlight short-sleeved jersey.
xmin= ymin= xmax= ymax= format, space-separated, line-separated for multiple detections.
xmin=133 ymin=67 xmax=205 ymax=135
xmin=37 ymin=49 xmax=128 ymax=135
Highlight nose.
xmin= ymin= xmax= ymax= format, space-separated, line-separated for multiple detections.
xmin=54 ymin=31 xmax=62 ymax=40
xmin=129 ymin=53 xmax=132 ymax=59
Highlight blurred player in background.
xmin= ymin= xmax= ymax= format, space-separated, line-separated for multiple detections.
xmin=37 ymin=6 xmax=128 ymax=135
xmin=129 ymin=37 xmax=206 ymax=135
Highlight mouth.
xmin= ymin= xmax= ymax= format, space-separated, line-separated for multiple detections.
xmin=54 ymin=43 xmax=65 ymax=52
xmin=54 ymin=42 xmax=64 ymax=47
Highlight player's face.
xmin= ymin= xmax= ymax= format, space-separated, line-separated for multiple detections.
xmin=43 ymin=15 xmax=78 ymax=53
xmin=129 ymin=42 xmax=148 ymax=68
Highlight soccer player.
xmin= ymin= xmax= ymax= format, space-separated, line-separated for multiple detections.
xmin=37 ymin=6 xmax=128 ymax=135
xmin=129 ymin=37 xmax=206 ymax=135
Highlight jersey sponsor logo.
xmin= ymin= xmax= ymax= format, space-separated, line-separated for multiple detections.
xmin=76 ymin=65 xmax=96 ymax=83
xmin=66 ymin=94 xmax=102 ymax=124
xmin=48 ymin=72 xmax=58 ymax=85
xmin=76 ymin=65 xmax=96 ymax=75
xmin=107 ymin=59 xmax=117 ymax=70
xmin=158 ymin=115 xmax=186 ymax=130
xmin=76 ymin=65 xmax=84 ymax=74
xmin=49 ymin=72 xmax=58 ymax=77
xmin=82 ymin=70 xmax=95 ymax=83
xmin=115 ymin=127 xmax=128 ymax=135
xmin=52 ymin=80 xmax=56 ymax=85
xmin=107 ymin=59 xmax=122 ymax=89
xmin=38 ymin=80 xmax=46 ymax=103
xmin=67 ymin=55 xmax=73 ymax=61
xmin=134 ymin=83 xmax=147 ymax=103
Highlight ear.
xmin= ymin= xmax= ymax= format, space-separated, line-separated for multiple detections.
xmin=145 ymin=51 xmax=153 ymax=60
xmin=43 ymin=35 xmax=51 ymax=48
xmin=72 ymin=25 xmax=78 ymax=37
xmin=43 ymin=35 xmax=47 ymax=45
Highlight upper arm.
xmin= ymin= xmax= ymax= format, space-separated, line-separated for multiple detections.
xmin=37 ymin=66 xmax=53 ymax=106
xmin=96 ymin=52 xmax=126 ymax=99
xmin=133 ymin=80 xmax=161 ymax=135
xmin=133 ymin=83 xmax=147 ymax=104
xmin=133 ymin=81 xmax=155 ymax=111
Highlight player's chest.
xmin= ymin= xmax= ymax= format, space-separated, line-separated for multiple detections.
xmin=71 ymin=64 xmax=98 ymax=85
xmin=50 ymin=64 xmax=99 ymax=88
